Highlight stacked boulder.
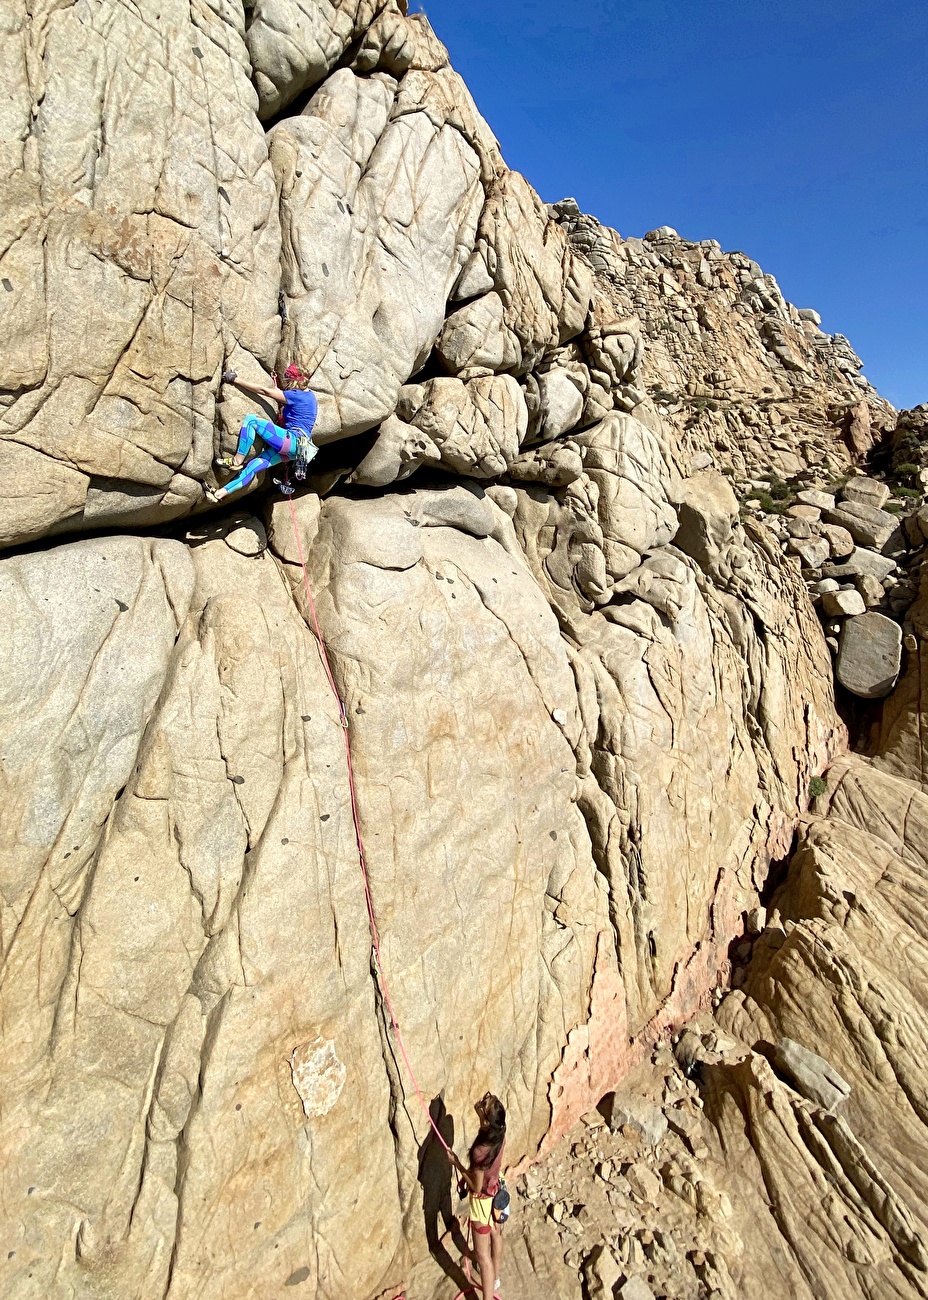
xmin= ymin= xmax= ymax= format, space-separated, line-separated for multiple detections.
xmin=739 ymin=471 xmax=924 ymax=698
xmin=550 ymin=204 xmax=895 ymax=487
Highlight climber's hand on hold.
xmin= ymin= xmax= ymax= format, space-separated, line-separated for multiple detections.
xmin=222 ymin=369 xmax=238 ymax=384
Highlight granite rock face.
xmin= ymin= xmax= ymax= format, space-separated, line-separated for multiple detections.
xmin=499 ymin=578 xmax=928 ymax=1300
xmin=552 ymin=202 xmax=896 ymax=485
xmin=0 ymin=4 xmax=925 ymax=1300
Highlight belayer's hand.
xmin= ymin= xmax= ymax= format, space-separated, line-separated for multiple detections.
xmin=222 ymin=369 xmax=238 ymax=384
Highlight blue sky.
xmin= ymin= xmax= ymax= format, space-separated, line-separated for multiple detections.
xmin=411 ymin=0 xmax=927 ymax=410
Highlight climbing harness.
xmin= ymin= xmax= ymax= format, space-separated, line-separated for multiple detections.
xmin=284 ymin=495 xmax=503 ymax=1300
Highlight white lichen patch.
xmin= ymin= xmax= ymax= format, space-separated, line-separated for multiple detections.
xmin=289 ymin=1038 xmax=347 ymax=1119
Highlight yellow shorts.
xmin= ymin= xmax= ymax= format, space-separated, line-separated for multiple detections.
xmin=468 ymin=1194 xmax=494 ymax=1235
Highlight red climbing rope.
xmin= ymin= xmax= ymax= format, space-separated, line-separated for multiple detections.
xmin=286 ymin=496 xmax=502 ymax=1300
xmin=285 ymin=496 xmax=452 ymax=1157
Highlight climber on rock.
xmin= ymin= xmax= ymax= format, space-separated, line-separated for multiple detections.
xmin=447 ymin=1093 xmax=508 ymax=1300
xmin=205 ymin=364 xmax=319 ymax=502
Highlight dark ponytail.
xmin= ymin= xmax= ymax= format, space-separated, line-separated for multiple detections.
xmin=468 ymin=1095 xmax=507 ymax=1170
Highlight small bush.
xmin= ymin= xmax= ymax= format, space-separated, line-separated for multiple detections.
xmin=896 ymin=486 xmax=922 ymax=499
xmin=757 ymin=476 xmax=793 ymax=502
xmin=750 ymin=490 xmax=791 ymax=514
xmin=809 ymin=776 xmax=827 ymax=800
xmin=894 ymin=462 xmax=920 ymax=477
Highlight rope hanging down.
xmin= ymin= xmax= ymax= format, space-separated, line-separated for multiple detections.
xmin=286 ymin=496 xmax=451 ymax=1157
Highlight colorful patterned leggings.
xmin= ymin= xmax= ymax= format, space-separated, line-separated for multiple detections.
xmin=222 ymin=414 xmax=293 ymax=495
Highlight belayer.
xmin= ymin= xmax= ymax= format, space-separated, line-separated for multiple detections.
xmin=205 ymin=364 xmax=319 ymax=502
xmin=447 ymin=1092 xmax=509 ymax=1300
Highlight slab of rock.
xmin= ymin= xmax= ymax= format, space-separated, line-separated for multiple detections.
xmin=224 ymin=517 xmax=268 ymax=557
xmin=787 ymin=536 xmax=830 ymax=568
xmin=536 ymin=368 xmax=586 ymax=439
xmin=855 ymin=573 xmax=886 ymax=607
xmin=773 ymin=1038 xmax=851 ymax=1113
xmin=821 ymin=588 xmax=866 ymax=617
xmin=603 ymin=1094 xmax=668 ymax=1147
xmin=785 ymin=518 xmax=814 ymax=539
xmin=398 ymin=374 xmax=527 ymax=477
xmin=620 ymin=1279 xmax=656 ymax=1300
xmin=836 ymin=611 xmax=903 ymax=698
xmin=819 ymin=523 xmax=855 ymax=558
xmin=788 ymin=503 xmax=822 ymax=522
xmin=822 ymin=548 xmax=897 ymax=581
xmin=795 ymin=489 xmax=836 ymax=511
xmin=670 ymin=470 xmax=738 ymax=566
xmin=844 ymin=401 xmax=875 ymax=458
xmin=823 ymin=501 xmax=899 ymax=550
xmin=583 ymin=1244 xmax=623 ymax=1300
xmin=841 ymin=475 xmax=890 ymax=510
xmin=625 ymin=1161 xmax=662 ymax=1204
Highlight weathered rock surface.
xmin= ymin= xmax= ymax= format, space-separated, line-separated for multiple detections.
xmin=552 ymin=201 xmax=896 ymax=485
xmin=1 ymin=0 xmax=282 ymax=547
xmin=2 ymin=3 xmax=926 ymax=1299
xmin=836 ymin=610 xmax=903 ymax=698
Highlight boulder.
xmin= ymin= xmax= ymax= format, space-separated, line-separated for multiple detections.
xmin=349 ymin=415 xmax=441 ymax=488
xmin=224 ymin=517 xmax=268 ymax=557
xmin=836 ymin=611 xmax=903 ymax=698
xmin=621 ymin=1279 xmax=656 ymax=1300
xmin=823 ymin=501 xmax=899 ymax=550
xmin=795 ymin=489 xmax=835 ymax=511
xmin=855 ymin=573 xmax=886 ymax=607
xmin=844 ymin=401 xmax=875 ymax=458
xmin=822 ymin=548 xmax=897 ymax=581
xmin=398 ymin=375 xmax=528 ymax=477
xmin=819 ymin=523 xmax=855 ymax=558
xmin=602 ymin=1094 xmax=668 ymax=1148
xmin=841 ymin=475 xmax=889 ymax=510
xmin=821 ymin=589 xmax=866 ymax=618
xmin=787 ymin=536 xmax=830 ymax=569
xmin=534 ymin=367 xmax=586 ymax=439
xmin=772 ymin=1038 xmax=851 ymax=1113
xmin=673 ymin=470 xmax=739 ymax=569
xmin=583 ymin=1244 xmax=623 ymax=1300
xmin=508 ymin=440 xmax=584 ymax=488
xmin=437 ymin=291 xmax=522 ymax=376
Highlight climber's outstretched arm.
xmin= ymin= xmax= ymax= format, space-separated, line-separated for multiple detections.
xmin=222 ymin=369 xmax=286 ymax=407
